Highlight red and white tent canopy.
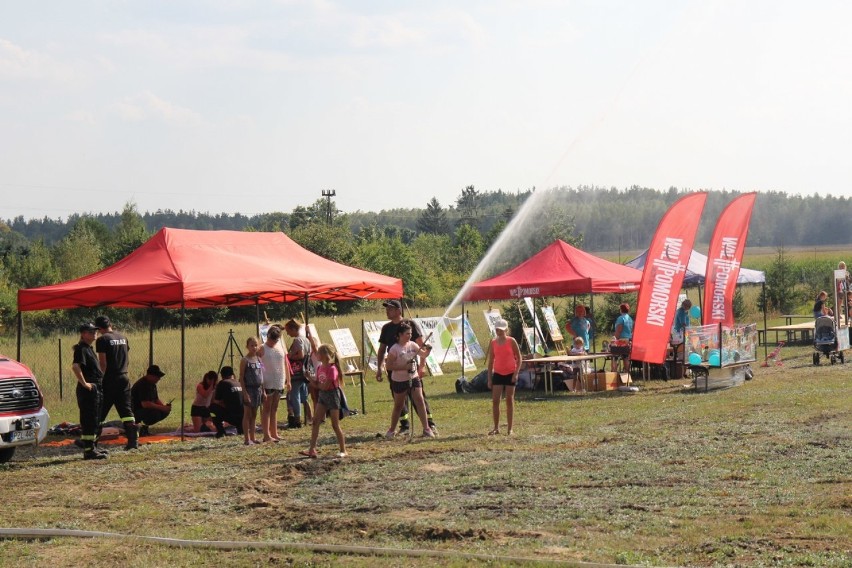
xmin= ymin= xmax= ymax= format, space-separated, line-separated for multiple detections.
xmin=463 ymin=240 xmax=641 ymax=301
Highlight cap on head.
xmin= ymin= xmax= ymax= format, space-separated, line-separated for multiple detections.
xmin=78 ymin=322 xmax=97 ymax=333
xmin=494 ymin=318 xmax=509 ymax=331
xmin=146 ymin=364 xmax=165 ymax=378
xmin=382 ymin=300 xmax=402 ymax=310
xmin=94 ymin=315 xmax=111 ymax=329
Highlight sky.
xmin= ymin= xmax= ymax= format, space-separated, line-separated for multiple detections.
xmin=2 ymin=1 xmax=851 ymax=221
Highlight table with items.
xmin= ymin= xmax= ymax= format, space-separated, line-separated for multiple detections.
xmin=527 ymin=353 xmax=611 ymax=394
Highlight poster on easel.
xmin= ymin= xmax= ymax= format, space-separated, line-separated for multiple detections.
xmin=328 ymin=328 xmax=360 ymax=359
xmin=432 ymin=317 xmax=459 ymax=363
xmin=452 ymin=336 xmax=477 ymax=370
xmin=413 ymin=317 xmax=444 ymax=373
xmin=462 ymin=317 xmax=485 ymax=359
xmin=363 ymin=320 xmax=386 ymax=371
xmin=523 ymin=326 xmax=545 ymax=355
xmin=484 ymin=309 xmax=503 ymax=338
xmin=541 ymin=305 xmax=563 ymax=341
xmin=259 ymin=323 xmax=270 ymax=343
xmin=523 ymin=298 xmax=546 ymax=345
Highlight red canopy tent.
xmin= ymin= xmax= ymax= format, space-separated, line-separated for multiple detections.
xmin=17 ymin=228 xmax=403 ymax=431
xmin=462 ymin=240 xmax=641 ymax=354
xmin=18 ymin=228 xmax=402 ymax=310
xmin=464 ymin=239 xmax=641 ymax=301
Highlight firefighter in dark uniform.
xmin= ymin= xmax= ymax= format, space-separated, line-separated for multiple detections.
xmin=95 ymin=315 xmax=138 ymax=450
xmin=72 ymin=322 xmax=107 ymax=460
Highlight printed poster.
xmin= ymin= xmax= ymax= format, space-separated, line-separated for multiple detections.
xmin=523 ymin=326 xmax=546 ymax=355
xmin=523 ymin=297 xmax=547 ymax=347
xmin=363 ymin=320 xmax=386 ymax=371
xmin=541 ymin=305 xmax=563 ymax=341
xmin=328 ymin=328 xmax=360 ymax=359
xmin=483 ymin=309 xmax=502 ymax=338
xmin=453 ymin=336 xmax=477 ymax=370
xmin=413 ymin=317 xmax=444 ymax=374
xmin=462 ymin=317 xmax=485 ymax=359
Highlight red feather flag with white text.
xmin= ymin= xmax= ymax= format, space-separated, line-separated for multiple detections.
xmin=702 ymin=193 xmax=757 ymax=327
xmin=631 ymin=192 xmax=708 ymax=365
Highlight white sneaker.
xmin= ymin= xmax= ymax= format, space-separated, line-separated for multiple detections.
xmin=337 ymin=452 xmax=347 ymax=458
xmin=422 ymin=428 xmax=435 ymax=438
xmin=385 ymin=430 xmax=395 ymax=440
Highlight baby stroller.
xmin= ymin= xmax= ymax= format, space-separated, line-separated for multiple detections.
xmin=813 ymin=315 xmax=844 ymax=365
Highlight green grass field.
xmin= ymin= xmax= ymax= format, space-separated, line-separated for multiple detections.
xmin=1 ymin=246 xmax=850 ymax=566
xmin=0 ymin=335 xmax=849 ymax=567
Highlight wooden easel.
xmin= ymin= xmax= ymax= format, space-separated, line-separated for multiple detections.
xmin=542 ymin=302 xmax=566 ymax=355
xmin=330 ymin=316 xmax=364 ymax=387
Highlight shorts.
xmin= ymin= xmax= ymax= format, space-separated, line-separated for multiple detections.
xmin=317 ymin=388 xmax=341 ymax=410
xmin=264 ymin=388 xmax=284 ymax=396
xmin=391 ymin=378 xmax=422 ymax=394
xmin=491 ymin=372 xmax=515 ymax=386
xmin=190 ymin=404 xmax=210 ymax=418
xmin=610 ymin=341 xmax=631 ymax=357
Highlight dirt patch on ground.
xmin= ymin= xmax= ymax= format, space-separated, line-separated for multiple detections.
xmin=422 ymin=462 xmax=456 ymax=473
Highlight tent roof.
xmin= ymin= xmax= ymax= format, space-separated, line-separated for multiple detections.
xmin=625 ymin=249 xmax=765 ymax=285
xmin=463 ymin=240 xmax=642 ymax=301
xmin=18 ymin=228 xmax=403 ymax=311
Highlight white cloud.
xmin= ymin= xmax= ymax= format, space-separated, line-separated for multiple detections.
xmin=109 ymin=92 xmax=202 ymax=125
xmin=0 ymin=38 xmax=75 ymax=82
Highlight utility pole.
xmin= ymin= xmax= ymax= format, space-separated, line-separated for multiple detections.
xmin=321 ymin=189 xmax=336 ymax=226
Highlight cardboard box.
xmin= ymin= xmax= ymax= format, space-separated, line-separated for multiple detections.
xmin=592 ymin=371 xmax=620 ymax=391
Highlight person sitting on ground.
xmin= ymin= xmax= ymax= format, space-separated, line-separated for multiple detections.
xmin=130 ymin=365 xmax=171 ymax=435
xmin=210 ymin=366 xmax=244 ymax=438
xmin=191 ymin=370 xmax=217 ymax=433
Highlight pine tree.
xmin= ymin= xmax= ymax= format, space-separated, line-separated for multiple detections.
xmin=417 ymin=197 xmax=449 ymax=235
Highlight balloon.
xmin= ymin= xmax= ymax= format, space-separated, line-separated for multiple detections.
xmin=688 ymin=352 xmax=702 ymax=366
xmin=708 ymin=353 xmax=721 ymax=367
xmin=690 ymin=305 xmax=701 ymax=319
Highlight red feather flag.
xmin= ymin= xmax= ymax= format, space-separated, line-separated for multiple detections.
xmin=702 ymin=193 xmax=757 ymax=326
xmin=631 ymin=192 xmax=708 ymax=364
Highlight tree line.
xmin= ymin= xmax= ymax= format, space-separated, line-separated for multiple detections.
xmin=1 ymin=186 xmax=847 ymax=334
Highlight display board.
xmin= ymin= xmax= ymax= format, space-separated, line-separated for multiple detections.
xmin=522 ymin=326 xmax=546 ymax=355
xmin=362 ymin=320 xmax=386 ymax=371
xmin=523 ymin=297 xmax=547 ymax=347
xmin=540 ymin=305 xmax=563 ymax=341
xmin=414 ymin=317 xmax=445 ymax=373
xmin=328 ymin=328 xmax=360 ymax=359
xmin=684 ymin=322 xmax=758 ymax=366
xmin=483 ymin=309 xmax=503 ymax=338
